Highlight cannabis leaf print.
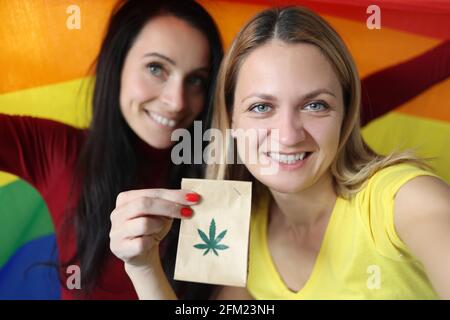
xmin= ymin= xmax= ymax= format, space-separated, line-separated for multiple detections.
xmin=193 ymin=218 xmax=229 ymax=256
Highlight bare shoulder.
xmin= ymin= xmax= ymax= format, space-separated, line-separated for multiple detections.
xmin=212 ymin=286 xmax=254 ymax=300
xmin=393 ymin=175 xmax=450 ymax=298
xmin=394 ymin=175 xmax=450 ymax=227
xmin=394 ymin=174 xmax=450 ymax=250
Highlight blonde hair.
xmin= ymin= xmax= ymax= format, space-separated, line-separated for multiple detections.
xmin=207 ymin=6 xmax=430 ymax=198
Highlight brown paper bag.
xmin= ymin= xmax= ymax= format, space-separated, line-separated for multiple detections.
xmin=174 ymin=178 xmax=252 ymax=287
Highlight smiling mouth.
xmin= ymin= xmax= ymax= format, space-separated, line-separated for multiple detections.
xmin=145 ymin=110 xmax=177 ymax=128
xmin=266 ymin=151 xmax=312 ymax=164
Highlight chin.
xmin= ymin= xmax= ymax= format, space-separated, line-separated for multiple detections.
xmin=145 ymin=138 xmax=173 ymax=150
xmin=263 ymin=182 xmax=304 ymax=194
xmin=254 ymin=174 xmax=310 ymax=195
xmin=134 ymin=130 xmax=172 ymax=150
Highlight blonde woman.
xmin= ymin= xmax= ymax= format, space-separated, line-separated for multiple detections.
xmin=207 ymin=6 xmax=450 ymax=299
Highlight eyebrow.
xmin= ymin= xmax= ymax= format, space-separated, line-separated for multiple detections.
xmin=142 ymin=52 xmax=210 ymax=73
xmin=241 ymin=88 xmax=337 ymax=103
xmin=143 ymin=52 xmax=176 ymax=66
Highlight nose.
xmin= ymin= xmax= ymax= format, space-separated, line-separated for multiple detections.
xmin=275 ymin=107 xmax=306 ymax=146
xmin=160 ymin=77 xmax=185 ymax=113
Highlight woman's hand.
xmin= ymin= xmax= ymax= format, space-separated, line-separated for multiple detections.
xmin=109 ymin=188 xmax=200 ymax=272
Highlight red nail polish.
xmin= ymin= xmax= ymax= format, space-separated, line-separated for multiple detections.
xmin=180 ymin=207 xmax=193 ymax=218
xmin=185 ymin=193 xmax=200 ymax=202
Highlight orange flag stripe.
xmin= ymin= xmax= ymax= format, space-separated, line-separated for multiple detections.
xmin=0 ymin=0 xmax=117 ymax=94
xmin=397 ymin=79 xmax=450 ymax=123
xmin=1 ymin=0 xmax=441 ymax=94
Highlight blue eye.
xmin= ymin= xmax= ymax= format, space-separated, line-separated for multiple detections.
xmin=304 ymin=101 xmax=328 ymax=112
xmin=147 ymin=63 xmax=164 ymax=77
xmin=250 ymin=103 xmax=272 ymax=114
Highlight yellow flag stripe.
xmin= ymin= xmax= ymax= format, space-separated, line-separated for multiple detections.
xmin=0 ymin=77 xmax=93 ymax=128
xmin=362 ymin=112 xmax=450 ymax=183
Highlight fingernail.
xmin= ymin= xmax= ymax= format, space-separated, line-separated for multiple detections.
xmin=185 ymin=193 xmax=201 ymax=203
xmin=180 ymin=207 xmax=193 ymax=218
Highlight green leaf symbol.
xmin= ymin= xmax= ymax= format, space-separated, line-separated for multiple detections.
xmin=193 ymin=218 xmax=229 ymax=256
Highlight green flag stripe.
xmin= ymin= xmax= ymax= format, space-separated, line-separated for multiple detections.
xmin=0 ymin=179 xmax=55 ymax=268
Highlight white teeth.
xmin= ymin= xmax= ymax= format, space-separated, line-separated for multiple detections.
xmin=148 ymin=111 xmax=176 ymax=128
xmin=268 ymin=152 xmax=308 ymax=164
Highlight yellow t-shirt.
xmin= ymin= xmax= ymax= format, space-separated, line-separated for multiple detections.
xmin=247 ymin=164 xmax=439 ymax=299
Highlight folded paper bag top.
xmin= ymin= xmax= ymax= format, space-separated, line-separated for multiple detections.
xmin=174 ymin=178 xmax=252 ymax=287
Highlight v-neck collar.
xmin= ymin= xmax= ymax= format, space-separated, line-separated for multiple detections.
xmin=261 ymin=195 xmax=343 ymax=298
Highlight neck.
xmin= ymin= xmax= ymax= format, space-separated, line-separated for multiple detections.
xmin=269 ymin=172 xmax=337 ymax=229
